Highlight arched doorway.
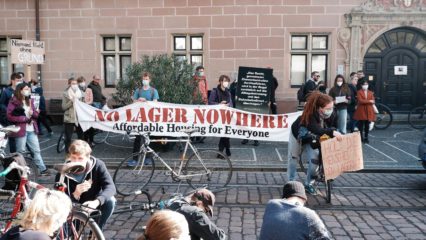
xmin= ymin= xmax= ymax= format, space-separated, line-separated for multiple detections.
xmin=364 ymin=27 xmax=426 ymax=111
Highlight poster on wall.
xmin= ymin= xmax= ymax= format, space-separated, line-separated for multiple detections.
xmin=235 ymin=66 xmax=272 ymax=114
xmin=394 ymin=66 xmax=407 ymax=75
xmin=10 ymin=39 xmax=45 ymax=65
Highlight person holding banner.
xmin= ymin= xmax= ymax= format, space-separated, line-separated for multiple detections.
xmin=209 ymin=75 xmax=233 ymax=158
xmin=129 ymin=72 xmax=159 ymax=167
xmin=77 ymin=76 xmax=94 ymax=145
xmin=299 ymin=92 xmax=342 ymax=195
xmin=62 ymin=77 xmax=84 ymax=153
xmin=7 ymin=83 xmax=50 ymax=176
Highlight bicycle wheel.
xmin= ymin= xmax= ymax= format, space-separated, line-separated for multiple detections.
xmin=61 ymin=211 xmax=105 ymax=240
xmin=325 ymin=179 xmax=332 ymax=203
xmin=0 ymin=190 xmax=16 ymax=234
xmin=113 ymin=152 xmax=155 ymax=196
xmin=408 ymin=106 xmax=426 ymax=130
xmin=57 ymin=132 xmax=66 ymax=153
xmin=93 ymin=130 xmax=109 ymax=144
xmin=185 ymin=150 xmax=232 ymax=191
xmin=374 ymin=103 xmax=393 ymax=130
xmin=24 ymin=156 xmax=39 ymax=182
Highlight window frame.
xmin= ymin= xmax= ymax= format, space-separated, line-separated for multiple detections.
xmin=290 ymin=33 xmax=330 ymax=88
xmin=101 ymin=35 xmax=132 ymax=88
xmin=172 ymin=34 xmax=204 ymax=67
xmin=0 ymin=36 xmax=23 ymax=86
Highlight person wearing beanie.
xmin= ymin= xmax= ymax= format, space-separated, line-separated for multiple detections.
xmin=259 ymin=181 xmax=331 ymax=240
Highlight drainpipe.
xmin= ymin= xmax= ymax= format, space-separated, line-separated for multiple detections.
xmin=35 ymin=0 xmax=42 ymax=86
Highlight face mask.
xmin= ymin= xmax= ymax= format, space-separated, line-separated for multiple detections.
xmin=16 ymin=81 xmax=23 ymax=86
xmin=198 ymin=71 xmax=204 ymax=77
xmin=22 ymin=90 xmax=31 ymax=97
xmin=142 ymin=80 xmax=150 ymax=86
xmin=31 ymin=86 xmax=37 ymax=92
xmin=337 ymin=82 xmax=343 ymax=87
xmin=362 ymin=85 xmax=369 ymax=90
xmin=79 ymin=82 xmax=86 ymax=88
xmin=222 ymin=82 xmax=229 ymax=88
xmin=71 ymin=84 xmax=79 ymax=91
xmin=320 ymin=109 xmax=333 ymax=119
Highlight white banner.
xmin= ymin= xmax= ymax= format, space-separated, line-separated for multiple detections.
xmin=75 ymin=101 xmax=301 ymax=142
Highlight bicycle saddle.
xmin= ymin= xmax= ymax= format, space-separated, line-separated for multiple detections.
xmin=0 ymin=125 xmax=20 ymax=134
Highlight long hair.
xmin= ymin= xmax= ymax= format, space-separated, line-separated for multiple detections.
xmin=333 ymin=74 xmax=350 ymax=94
xmin=14 ymin=82 xmax=31 ymax=106
xmin=137 ymin=210 xmax=189 ymax=240
xmin=301 ymin=91 xmax=333 ymax=126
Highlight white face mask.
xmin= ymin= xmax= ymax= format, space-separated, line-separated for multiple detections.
xmin=142 ymin=80 xmax=150 ymax=87
xmin=222 ymin=82 xmax=229 ymax=88
xmin=71 ymin=84 xmax=79 ymax=91
xmin=337 ymin=82 xmax=343 ymax=87
xmin=22 ymin=90 xmax=31 ymax=97
xmin=79 ymin=82 xmax=86 ymax=88
xmin=362 ymin=85 xmax=369 ymax=90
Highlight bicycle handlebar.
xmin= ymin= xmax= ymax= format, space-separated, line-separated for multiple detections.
xmin=0 ymin=161 xmax=29 ymax=178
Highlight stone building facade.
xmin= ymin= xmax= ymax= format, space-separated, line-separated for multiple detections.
xmin=0 ymin=0 xmax=425 ymax=112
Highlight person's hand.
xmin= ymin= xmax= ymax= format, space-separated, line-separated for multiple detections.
xmin=29 ymin=109 xmax=33 ymax=116
xmin=333 ymin=131 xmax=343 ymax=141
xmin=73 ymin=180 xmax=92 ymax=200
xmin=83 ymin=199 xmax=100 ymax=212
xmin=370 ymin=100 xmax=375 ymax=104
xmin=138 ymin=97 xmax=146 ymax=102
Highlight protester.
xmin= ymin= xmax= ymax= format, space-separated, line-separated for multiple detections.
xmin=137 ymin=210 xmax=190 ymax=240
xmin=209 ymin=75 xmax=233 ymax=158
xmin=356 ymin=70 xmax=365 ymax=90
xmin=193 ymin=66 xmax=208 ymax=104
xmin=129 ymin=72 xmax=159 ymax=167
xmin=88 ymin=75 xmax=106 ymax=109
xmin=0 ymin=188 xmax=72 ymax=240
xmin=348 ymin=72 xmax=358 ymax=132
xmin=30 ymin=79 xmax=52 ymax=137
xmin=62 ymin=77 xmax=84 ymax=153
xmin=269 ymin=70 xmax=279 ymax=114
xmin=58 ymin=139 xmax=116 ymax=230
xmin=328 ymin=74 xmax=352 ymax=134
xmin=168 ymin=189 xmax=226 ymax=240
xmin=316 ymin=80 xmax=327 ymax=94
xmin=354 ymin=79 xmax=376 ymax=144
xmin=299 ymin=92 xmax=342 ymax=194
xmin=302 ymin=71 xmax=320 ymax=101
xmin=259 ymin=181 xmax=332 ymax=240
xmin=77 ymin=76 xmax=94 ymax=145
xmin=7 ymin=83 xmax=50 ymax=176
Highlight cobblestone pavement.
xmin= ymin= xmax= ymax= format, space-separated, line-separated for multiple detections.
xmin=35 ymin=170 xmax=425 ymax=240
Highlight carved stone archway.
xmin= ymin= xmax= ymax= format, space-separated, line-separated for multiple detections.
xmin=339 ymin=0 xmax=425 ymax=73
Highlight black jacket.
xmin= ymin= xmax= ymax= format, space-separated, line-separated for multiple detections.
xmin=0 ymin=226 xmax=51 ymax=240
xmin=168 ymin=198 xmax=226 ymax=240
xmin=55 ymin=157 xmax=116 ymax=205
xmin=270 ymin=76 xmax=279 ymax=103
xmin=305 ymin=111 xmax=338 ymax=138
xmin=303 ymin=79 xmax=317 ymax=101
xmin=328 ymin=85 xmax=351 ymax=110
xmin=88 ymin=81 xmax=106 ymax=103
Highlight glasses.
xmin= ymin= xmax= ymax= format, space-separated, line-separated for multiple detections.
xmin=315 ymin=75 xmax=320 ymax=78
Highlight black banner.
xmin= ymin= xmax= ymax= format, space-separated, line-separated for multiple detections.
xmin=236 ymin=66 xmax=272 ymax=114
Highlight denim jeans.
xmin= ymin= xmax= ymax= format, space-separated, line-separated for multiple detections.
xmin=15 ymin=131 xmax=47 ymax=172
xmin=304 ymin=144 xmax=319 ymax=186
xmin=97 ymin=196 xmax=116 ymax=230
xmin=337 ymin=108 xmax=347 ymax=134
xmin=287 ymin=133 xmax=302 ymax=181
xmin=92 ymin=102 xmax=103 ymax=109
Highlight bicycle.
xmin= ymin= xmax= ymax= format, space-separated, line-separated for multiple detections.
xmin=373 ymin=98 xmax=393 ymax=130
xmin=0 ymin=159 xmax=104 ymax=239
xmin=113 ymin=129 xmax=233 ymax=196
xmin=408 ymin=104 xmax=426 ymax=130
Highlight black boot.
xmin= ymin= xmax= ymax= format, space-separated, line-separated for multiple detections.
xmin=225 ymin=148 xmax=231 ymax=157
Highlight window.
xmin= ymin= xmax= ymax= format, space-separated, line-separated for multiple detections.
xmin=290 ymin=34 xmax=329 ymax=87
xmin=172 ymin=34 xmax=204 ymax=67
xmin=0 ymin=37 xmax=24 ymax=85
xmin=101 ymin=36 xmax=132 ymax=87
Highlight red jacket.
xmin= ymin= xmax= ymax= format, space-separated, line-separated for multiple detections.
xmin=354 ymin=89 xmax=376 ymax=122
xmin=193 ymin=76 xmax=208 ymax=104
xmin=6 ymin=97 xmax=39 ymax=138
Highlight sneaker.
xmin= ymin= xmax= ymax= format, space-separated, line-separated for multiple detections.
xmin=241 ymin=139 xmax=249 ymax=145
xmin=48 ymin=131 xmax=53 ymax=137
xmin=127 ymin=160 xmax=137 ymax=167
xmin=253 ymin=140 xmax=259 ymax=146
xmin=305 ymin=184 xmax=318 ymax=195
xmin=144 ymin=157 xmax=153 ymax=166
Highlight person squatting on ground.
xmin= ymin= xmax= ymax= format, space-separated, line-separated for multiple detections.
xmin=295 ymin=92 xmax=342 ymax=194
xmin=0 ymin=188 xmax=72 ymax=240
xmin=209 ymin=75 xmax=233 ymax=158
xmin=29 ymin=78 xmax=53 ymax=137
xmin=57 ymin=139 xmax=116 ymax=230
xmin=136 ymin=210 xmax=190 ymax=240
xmin=259 ymin=181 xmax=331 ymax=240
xmin=168 ymin=189 xmax=226 ymax=240
xmin=354 ymin=79 xmax=376 ymax=144
xmin=62 ymin=77 xmax=84 ymax=154
xmin=328 ymin=74 xmax=352 ymax=134
xmin=129 ymin=72 xmax=160 ymax=167
xmin=7 ymin=82 xmax=50 ymax=176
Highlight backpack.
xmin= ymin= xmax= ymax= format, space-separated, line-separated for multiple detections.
xmin=297 ymin=84 xmax=306 ymax=102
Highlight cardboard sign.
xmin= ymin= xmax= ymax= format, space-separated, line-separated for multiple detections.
xmin=10 ymin=39 xmax=45 ymax=64
xmin=321 ymin=132 xmax=364 ymax=180
xmin=235 ymin=66 xmax=272 ymax=114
